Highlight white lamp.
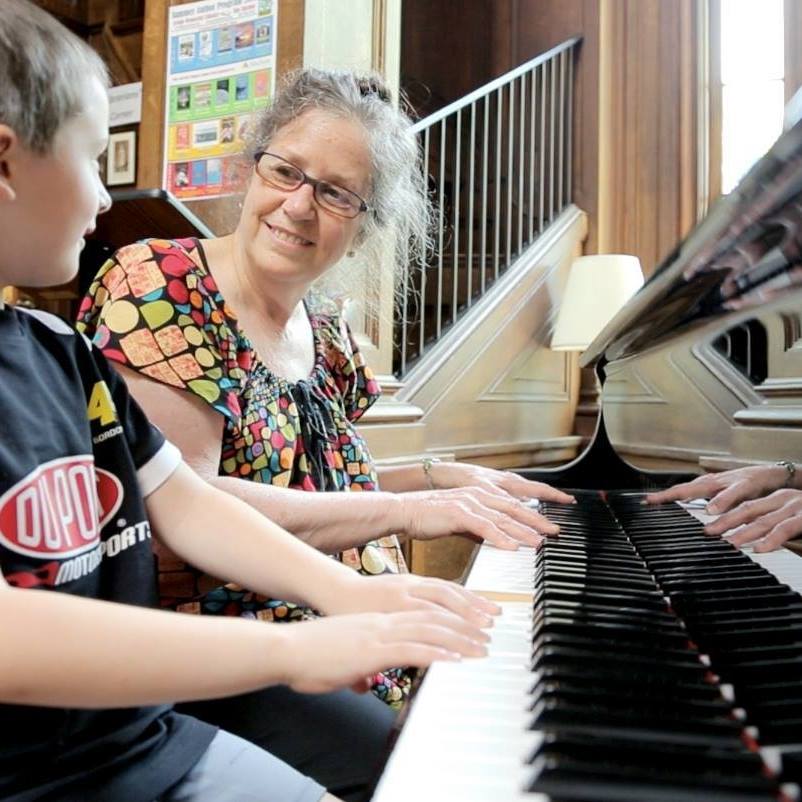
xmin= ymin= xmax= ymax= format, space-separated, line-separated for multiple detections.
xmin=550 ymin=254 xmax=644 ymax=351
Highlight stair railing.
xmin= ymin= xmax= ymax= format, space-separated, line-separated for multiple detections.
xmin=395 ymin=36 xmax=581 ymax=377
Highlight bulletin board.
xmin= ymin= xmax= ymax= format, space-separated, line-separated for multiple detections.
xmin=139 ymin=0 xmax=304 ymax=233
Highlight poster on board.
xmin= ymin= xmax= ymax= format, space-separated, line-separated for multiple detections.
xmin=164 ymin=0 xmax=276 ymax=200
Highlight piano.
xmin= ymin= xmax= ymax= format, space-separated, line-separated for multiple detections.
xmin=372 ymin=97 xmax=802 ymax=800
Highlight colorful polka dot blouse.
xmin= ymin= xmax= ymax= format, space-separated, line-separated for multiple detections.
xmin=77 ymin=237 xmax=412 ymax=706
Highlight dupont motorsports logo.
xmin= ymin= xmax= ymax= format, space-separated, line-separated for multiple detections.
xmin=0 ymin=456 xmax=123 ymax=560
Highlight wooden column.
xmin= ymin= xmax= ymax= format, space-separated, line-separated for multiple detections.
xmin=597 ymin=0 xmax=699 ymax=276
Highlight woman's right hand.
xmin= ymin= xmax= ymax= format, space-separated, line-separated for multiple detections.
xmin=275 ymin=610 xmax=490 ymax=695
xmin=395 ymin=486 xmax=560 ymax=549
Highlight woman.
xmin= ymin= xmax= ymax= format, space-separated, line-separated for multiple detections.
xmin=77 ymin=68 xmax=570 ymax=796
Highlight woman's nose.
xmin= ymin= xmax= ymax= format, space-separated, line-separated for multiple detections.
xmin=281 ymin=182 xmax=316 ymax=219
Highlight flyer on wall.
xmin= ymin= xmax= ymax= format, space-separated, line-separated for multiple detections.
xmin=163 ymin=0 xmax=276 ymax=200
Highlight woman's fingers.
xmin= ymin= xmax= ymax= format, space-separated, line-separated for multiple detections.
xmin=704 ymin=494 xmax=784 ymax=535
xmin=704 ymin=490 xmax=802 ymax=552
xmin=500 ymin=475 xmax=575 ymax=505
xmin=471 ymin=489 xmax=559 ymax=536
xmin=753 ymin=515 xmax=802 ymax=552
xmin=645 ymin=476 xmax=719 ymax=505
xmin=705 ymin=481 xmax=765 ymax=515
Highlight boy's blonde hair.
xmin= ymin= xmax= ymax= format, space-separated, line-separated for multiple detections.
xmin=0 ymin=0 xmax=108 ymax=152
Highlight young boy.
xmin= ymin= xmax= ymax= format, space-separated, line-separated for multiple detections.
xmin=0 ymin=3 xmax=495 ymax=800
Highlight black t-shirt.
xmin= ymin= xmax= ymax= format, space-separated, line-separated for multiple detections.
xmin=0 ymin=307 xmax=216 ymax=802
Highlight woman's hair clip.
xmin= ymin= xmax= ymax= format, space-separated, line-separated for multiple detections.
xmin=357 ymin=77 xmax=391 ymax=104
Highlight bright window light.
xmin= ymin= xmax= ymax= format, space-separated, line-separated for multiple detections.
xmin=720 ymin=0 xmax=785 ymax=193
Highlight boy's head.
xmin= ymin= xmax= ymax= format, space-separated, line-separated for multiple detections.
xmin=0 ymin=0 xmax=111 ymax=290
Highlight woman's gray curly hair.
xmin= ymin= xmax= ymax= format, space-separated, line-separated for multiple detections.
xmin=246 ymin=68 xmax=432 ymax=310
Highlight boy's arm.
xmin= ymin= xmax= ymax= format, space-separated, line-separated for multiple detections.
xmin=146 ymin=463 xmax=497 ymax=623
xmin=0 ymin=569 xmax=484 ymax=708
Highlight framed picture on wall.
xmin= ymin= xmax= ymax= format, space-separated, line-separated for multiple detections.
xmin=106 ymin=130 xmax=137 ymax=186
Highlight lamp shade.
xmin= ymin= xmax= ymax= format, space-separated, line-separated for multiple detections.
xmin=550 ymin=254 xmax=644 ymax=351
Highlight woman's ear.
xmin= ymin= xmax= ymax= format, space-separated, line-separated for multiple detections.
xmin=0 ymin=126 xmax=19 ymax=202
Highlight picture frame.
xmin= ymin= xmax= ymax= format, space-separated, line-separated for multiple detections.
xmin=106 ymin=130 xmax=137 ymax=186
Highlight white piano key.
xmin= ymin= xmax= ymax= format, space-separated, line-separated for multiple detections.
xmin=464 ymin=544 xmax=536 ymax=596
xmin=372 ymin=600 xmax=538 ymax=802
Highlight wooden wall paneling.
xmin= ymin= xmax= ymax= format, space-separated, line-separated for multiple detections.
xmin=707 ymin=0 xmax=723 ymax=204
xmin=597 ymin=0 xmax=698 ymax=276
xmin=139 ymin=0 xmax=304 ymax=235
xmin=400 ymin=0 xmax=497 ymax=116
xmin=510 ymin=0 xmax=601 ymax=253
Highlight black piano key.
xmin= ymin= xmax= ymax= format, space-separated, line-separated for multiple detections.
xmin=529 ymin=673 xmax=727 ymax=702
xmin=733 ymin=679 xmax=802 ymax=703
xmin=530 ymin=632 xmax=697 ymax=662
xmin=532 ymin=613 xmax=688 ymax=643
xmin=538 ymin=595 xmax=674 ymax=615
xmin=527 ymin=732 xmax=769 ymax=781
xmin=526 ymin=755 xmax=777 ymax=801
xmin=533 ymin=586 xmax=669 ymax=611
xmin=778 ymin=747 xmax=802 ymax=783
xmin=531 ymin=645 xmax=707 ymax=676
xmin=660 ymin=573 xmax=781 ymax=592
xmin=529 ymin=682 xmax=734 ymax=718
xmin=528 ymin=698 xmax=745 ymax=745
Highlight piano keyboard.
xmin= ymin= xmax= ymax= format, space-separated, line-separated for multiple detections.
xmin=372 ymin=492 xmax=802 ymax=802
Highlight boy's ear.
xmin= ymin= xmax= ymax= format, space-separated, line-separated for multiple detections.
xmin=0 ymin=125 xmax=18 ymax=202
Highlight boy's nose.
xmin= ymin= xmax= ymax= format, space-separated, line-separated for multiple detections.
xmin=98 ymin=183 xmax=112 ymax=215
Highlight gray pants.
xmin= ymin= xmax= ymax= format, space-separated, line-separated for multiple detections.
xmin=175 ymin=685 xmax=396 ymax=801
xmin=159 ymin=730 xmax=326 ymax=802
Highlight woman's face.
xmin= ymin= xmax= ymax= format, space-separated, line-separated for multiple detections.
xmin=238 ymin=109 xmax=372 ymax=289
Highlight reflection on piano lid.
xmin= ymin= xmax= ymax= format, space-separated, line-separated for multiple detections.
xmin=519 ymin=91 xmax=802 ymax=492
xmin=583 ymin=89 xmax=802 ymax=367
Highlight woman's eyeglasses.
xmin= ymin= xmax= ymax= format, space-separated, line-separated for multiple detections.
xmin=253 ymin=151 xmax=369 ymax=219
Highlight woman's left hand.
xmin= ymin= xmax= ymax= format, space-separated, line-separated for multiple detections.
xmin=704 ymin=488 xmax=802 ymax=552
xmin=428 ymin=462 xmax=574 ymax=505
xmin=327 ymin=572 xmax=501 ymax=629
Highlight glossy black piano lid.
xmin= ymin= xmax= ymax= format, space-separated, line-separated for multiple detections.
xmin=582 ymin=93 xmax=802 ymax=368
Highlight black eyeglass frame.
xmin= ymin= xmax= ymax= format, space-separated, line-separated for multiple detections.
xmin=252 ymin=151 xmax=370 ymax=219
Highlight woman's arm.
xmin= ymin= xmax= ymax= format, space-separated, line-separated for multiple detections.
xmin=116 ymin=365 xmax=557 ymax=550
xmin=146 ymin=462 xmax=498 ymax=625
xmin=377 ymin=462 xmax=575 ymax=503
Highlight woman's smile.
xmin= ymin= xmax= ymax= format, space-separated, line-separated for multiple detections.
xmin=264 ymin=221 xmax=315 ymax=248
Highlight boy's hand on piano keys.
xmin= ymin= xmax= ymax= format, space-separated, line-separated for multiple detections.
xmin=644 ymin=464 xmax=794 ymax=514
xmin=425 ymin=462 xmax=575 ymax=507
xmin=397 ymin=486 xmax=564 ymax=548
xmin=329 ymin=572 xmax=500 ymax=627
xmin=276 ymin=610 xmax=492 ymax=695
xmin=702 ymin=488 xmax=802 ymax=552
